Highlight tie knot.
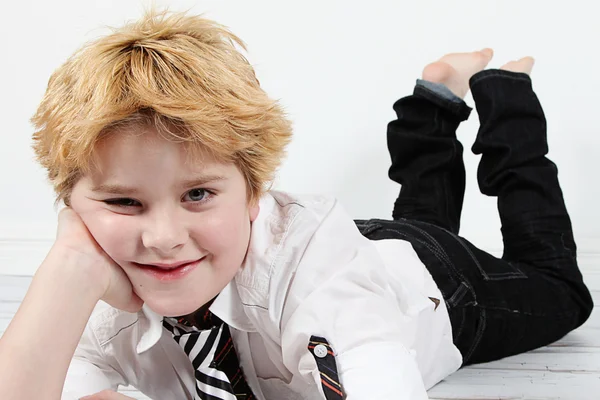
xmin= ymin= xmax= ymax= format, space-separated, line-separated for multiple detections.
xmin=174 ymin=298 xmax=222 ymax=330
xmin=189 ymin=307 xmax=223 ymax=330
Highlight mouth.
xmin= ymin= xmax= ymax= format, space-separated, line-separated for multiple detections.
xmin=133 ymin=257 xmax=205 ymax=281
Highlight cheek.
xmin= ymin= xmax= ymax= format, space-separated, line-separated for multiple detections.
xmin=77 ymin=210 xmax=139 ymax=261
xmin=191 ymin=207 xmax=251 ymax=252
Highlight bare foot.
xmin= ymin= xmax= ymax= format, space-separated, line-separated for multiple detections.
xmin=422 ymin=48 xmax=494 ymax=99
xmin=500 ymin=56 xmax=535 ymax=75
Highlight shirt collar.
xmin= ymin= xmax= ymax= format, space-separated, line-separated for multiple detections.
xmin=135 ymin=303 xmax=164 ymax=354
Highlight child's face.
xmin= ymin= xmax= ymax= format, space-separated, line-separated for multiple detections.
xmin=69 ymin=125 xmax=259 ymax=317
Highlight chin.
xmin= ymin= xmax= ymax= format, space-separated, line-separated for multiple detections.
xmin=143 ymin=295 xmax=206 ymax=317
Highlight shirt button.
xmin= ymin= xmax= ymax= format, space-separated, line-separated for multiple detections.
xmin=314 ymin=344 xmax=328 ymax=358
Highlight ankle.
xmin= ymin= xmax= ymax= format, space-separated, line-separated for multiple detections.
xmin=417 ymin=80 xmax=464 ymax=104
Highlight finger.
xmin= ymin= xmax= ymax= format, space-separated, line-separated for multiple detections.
xmin=105 ymin=263 xmax=144 ymax=313
xmin=56 ymin=207 xmax=76 ymax=238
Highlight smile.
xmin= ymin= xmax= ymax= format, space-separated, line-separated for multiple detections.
xmin=133 ymin=258 xmax=204 ymax=281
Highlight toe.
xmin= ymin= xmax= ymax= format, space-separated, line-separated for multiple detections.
xmin=518 ymin=56 xmax=535 ymax=71
xmin=479 ymin=48 xmax=494 ymax=61
xmin=500 ymin=56 xmax=535 ymax=74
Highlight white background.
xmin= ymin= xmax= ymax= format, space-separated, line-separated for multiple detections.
xmin=1 ymin=0 xmax=598 ymax=275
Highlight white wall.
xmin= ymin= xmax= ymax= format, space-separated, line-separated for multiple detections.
xmin=1 ymin=0 xmax=599 ymax=275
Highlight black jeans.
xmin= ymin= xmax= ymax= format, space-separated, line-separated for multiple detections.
xmin=356 ymin=70 xmax=594 ymax=365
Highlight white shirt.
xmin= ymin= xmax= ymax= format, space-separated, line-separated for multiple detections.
xmin=62 ymin=191 xmax=462 ymax=400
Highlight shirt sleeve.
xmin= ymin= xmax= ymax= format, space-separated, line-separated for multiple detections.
xmin=279 ymin=200 xmax=430 ymax=400
xmin=61 ymin=308 xmax=128 ymax=400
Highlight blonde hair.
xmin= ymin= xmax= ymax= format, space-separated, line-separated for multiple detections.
xmin=31 ymin=9 xmax=292 ymax=205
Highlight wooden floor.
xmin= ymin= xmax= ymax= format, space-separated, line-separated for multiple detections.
xmin=1 ymin=273 xmax=599 ymax=399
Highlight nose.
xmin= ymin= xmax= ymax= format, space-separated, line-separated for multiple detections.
xmin=141 ymin=207 xmax=188 ymax=256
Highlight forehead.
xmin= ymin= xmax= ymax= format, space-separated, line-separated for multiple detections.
xmin=92 ymin=124 xmax=222 ymax=174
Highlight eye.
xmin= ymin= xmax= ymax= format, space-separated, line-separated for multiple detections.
xmin=183 ymin=188 xmax=213 ymax=203
xmin=103 ymin=198 xmax=141 ymax=207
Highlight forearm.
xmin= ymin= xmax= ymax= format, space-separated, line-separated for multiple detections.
xmin=0 ymin=247 xmax=103 ymax=400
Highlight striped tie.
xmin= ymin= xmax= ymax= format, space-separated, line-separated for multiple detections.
xmin=163 ymin=311 xmax=255 ymax=400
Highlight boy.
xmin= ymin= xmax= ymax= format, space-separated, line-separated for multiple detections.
xmin=0 ymin=10 xmax=593 ymax=400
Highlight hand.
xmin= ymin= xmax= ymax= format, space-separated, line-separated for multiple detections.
xmin=80 ymin=390 xmax=137 ymax=399
xmin=50 ymin=207 xmax=143 ymax=313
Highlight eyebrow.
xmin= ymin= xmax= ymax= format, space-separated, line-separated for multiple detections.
xmin=91 ymin=175 xmax=227 ymax=195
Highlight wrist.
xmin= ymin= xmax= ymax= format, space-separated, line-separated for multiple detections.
xmin=37 ymin=244 xmax=108 ymax=302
